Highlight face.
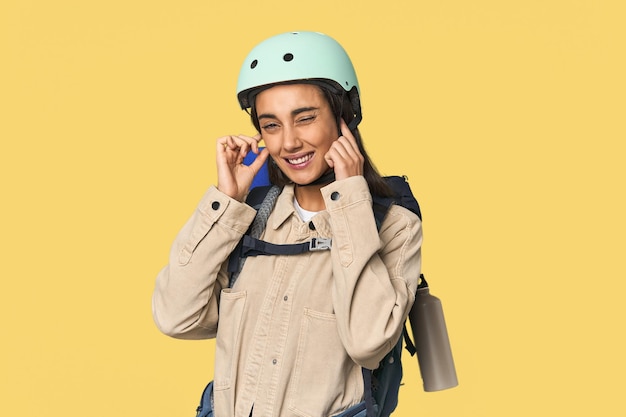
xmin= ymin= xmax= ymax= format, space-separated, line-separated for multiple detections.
xmin=255 ymin=84 xmax=338 ymax=185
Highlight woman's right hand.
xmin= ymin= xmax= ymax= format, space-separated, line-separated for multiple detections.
xmin=216 ymin=134 xmax=270 ymax=202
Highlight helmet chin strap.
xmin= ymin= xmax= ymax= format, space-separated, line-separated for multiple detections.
xmin=296 ymin=169 xmax=336 ymax=187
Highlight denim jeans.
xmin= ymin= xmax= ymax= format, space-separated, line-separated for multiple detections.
xmin=196 ymin=381 xmax=374 ymax=417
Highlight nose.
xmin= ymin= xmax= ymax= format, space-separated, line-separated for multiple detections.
xmin=282 ymin=124 xmax=303 ymax=152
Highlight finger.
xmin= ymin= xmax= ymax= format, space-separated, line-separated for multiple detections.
xmin=236 ymin=134 xmax=261 ymax=156
xmin=226 ymin=135 xmax=238 ymax=150
xmin=253 ymin=133 xmax=262 ymax=146
xmin=324 ymin=152 xmax=335 ymax=168
xmin=339 ymin=118 xmax=356 ymax=141
xmin=219 ymin=136 xmax=240 ymax=161
xmin=326 ymin=137 xmax=364 ymax=179
xmin=221 ymin=135 xmax=247 ymax=161
xmin=248 ymin=147 xmax=270 ymax=174
xmin=246 ymin=134 xmax=259 ymax=154
xmin=216 ymin=136 xmax=248 ymax=168
xmin=217 ymin=136 xmax=233 ymax=155
xmin=331 ymin=137 xmax=360 ymax=162
xmin=220 ymin=134 xmax=248 ymax=150
xmin=338 ymin=121 xmax=361 ymax=153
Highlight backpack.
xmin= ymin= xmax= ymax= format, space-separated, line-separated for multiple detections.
xmin=218 ymin=175 xmax=423 ymax=417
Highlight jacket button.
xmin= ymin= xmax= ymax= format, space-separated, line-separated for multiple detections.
xmin=272 ymin=359 xmax=278 ymax=365
xmin=308 ymin=221 xmax=316 ymax=230
xmin=330 ymin=191 xmax=340 ymax=201
xmin=211 ymin=201 xmax=220 ymax=210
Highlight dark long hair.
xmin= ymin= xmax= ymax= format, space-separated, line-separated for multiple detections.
xmin=248 ymin=81 xmax=394 ymax=198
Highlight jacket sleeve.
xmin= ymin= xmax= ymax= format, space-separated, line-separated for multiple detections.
xmin=321 ymin=176 xmax=422 ymax=369
xmin=152 ymin=186 xmax=257 ymax=339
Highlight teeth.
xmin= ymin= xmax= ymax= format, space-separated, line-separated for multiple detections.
xmin=287 ymin=154 xmax=312 ymax=165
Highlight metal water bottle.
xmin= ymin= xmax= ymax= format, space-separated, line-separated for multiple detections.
xmin=408 ymin=275 xmax=458 ymax=391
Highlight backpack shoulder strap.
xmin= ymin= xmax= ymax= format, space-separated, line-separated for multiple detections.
xmin=245 ymin=185 xmax=274 ymax=209
xmin=372 ymin=176 xmax=422 ymax=229
xmin=227 ymin=184 xmax=282 ymax=286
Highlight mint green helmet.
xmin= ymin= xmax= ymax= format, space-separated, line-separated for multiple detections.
xmin=237 ymin=31 xmax=362 ymax=128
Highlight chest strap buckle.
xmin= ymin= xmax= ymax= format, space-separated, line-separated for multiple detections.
xmin=309 ymin=237 xmax=332 ymax=251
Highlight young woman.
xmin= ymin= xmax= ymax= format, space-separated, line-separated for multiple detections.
xmin=152 ymin=31 xmax=422 ymax=417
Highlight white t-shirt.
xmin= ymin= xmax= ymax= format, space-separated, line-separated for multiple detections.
xmin=293 ymin=196 xmax=319 ymax=222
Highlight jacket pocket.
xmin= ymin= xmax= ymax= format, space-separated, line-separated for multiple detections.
xmin=213 ymin=289 xmax=247 ymax=391
xmin=288 ymin=308 xmax=362 ymax=417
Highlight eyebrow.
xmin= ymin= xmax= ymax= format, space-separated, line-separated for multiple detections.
xmin=258 ymin=106 xmax=319 ymax=120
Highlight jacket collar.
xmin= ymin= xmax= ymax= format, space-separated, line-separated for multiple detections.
xmin=268 ymin=184 xmax=333 ymax=236
xmin=270 ymin=184 xmax=298 ymax=230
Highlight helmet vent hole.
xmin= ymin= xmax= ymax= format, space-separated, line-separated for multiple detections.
xmin=250 ymin=59 xmax=258 ymax=69
xmin=283 ymin=53 xmax=294 ymax=62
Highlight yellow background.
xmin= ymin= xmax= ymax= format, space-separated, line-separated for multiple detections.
xmin=2 ymin=1 xmax=624 ymax=416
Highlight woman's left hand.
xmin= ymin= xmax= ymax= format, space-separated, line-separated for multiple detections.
xmin=324 ymin=119 xmax=365 ymax=181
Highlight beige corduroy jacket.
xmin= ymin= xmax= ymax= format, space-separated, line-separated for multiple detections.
xmin=153 ymin=176 xmax=422 ymax=417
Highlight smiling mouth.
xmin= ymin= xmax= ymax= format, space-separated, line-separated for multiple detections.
xmin=286 ymin=153 xmax=314 ymax=165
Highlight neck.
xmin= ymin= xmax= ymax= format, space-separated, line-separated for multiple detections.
xmin=294 ymin=184 xmax=326 ymax=211
xmin=292 ymin=169 xmax=335 ymax=211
